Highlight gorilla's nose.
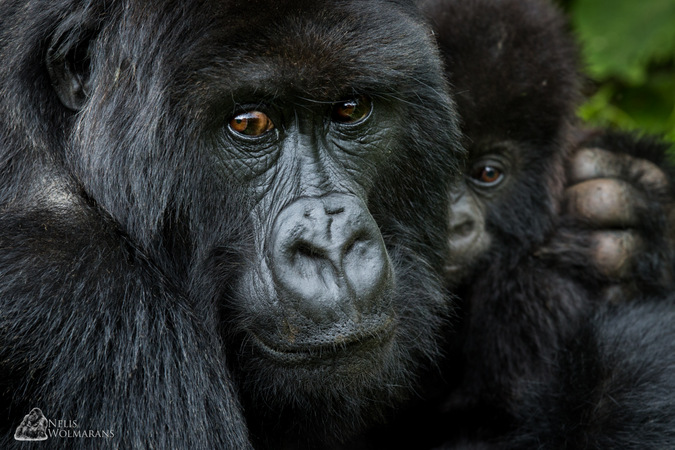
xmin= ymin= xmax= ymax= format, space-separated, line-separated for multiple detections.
xmin=269 ymin=194 xmax=392 ymax=324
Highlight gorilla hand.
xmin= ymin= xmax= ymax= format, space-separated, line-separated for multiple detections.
xmin=559 ymin=132 xmax=675 ymax=298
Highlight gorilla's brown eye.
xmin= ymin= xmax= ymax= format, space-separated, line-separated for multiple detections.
xmin=472 ymin=165 xmax=503 ymax=185
xmin=229 ymin=111 xmax=274 ymax=137
xmin=331 ymin=96 xmax=372 ymax=124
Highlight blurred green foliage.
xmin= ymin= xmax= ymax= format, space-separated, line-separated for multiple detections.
xmin=561 ymin=0 xmax=675 ymax=150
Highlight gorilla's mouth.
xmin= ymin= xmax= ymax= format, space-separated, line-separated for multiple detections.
xmin=251 ymin=318 xmax=396 ymax=365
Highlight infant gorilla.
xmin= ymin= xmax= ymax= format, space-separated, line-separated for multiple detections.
xmin=344 ymin=0 xmax=675 ymax=448
xmin=432 ymin=0 xmax=675 ymax=447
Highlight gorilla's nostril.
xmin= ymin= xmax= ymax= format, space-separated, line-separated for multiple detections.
xmin=269 ymin=194 xmax=393 ymax=324
xmin=452 ymin=220 xmax=475 ymax=237
xmin=294 ymin=241 xmax=327 ymax=260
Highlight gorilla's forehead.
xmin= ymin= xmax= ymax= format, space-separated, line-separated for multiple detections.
xmin=175 ymin=0 xmax=437 ymax=102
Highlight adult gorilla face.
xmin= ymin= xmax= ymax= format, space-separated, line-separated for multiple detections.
xmin=7 ymin=0 xmax=464 ymax=446
xmin=198 ymin=3 xmax=463 ymax=438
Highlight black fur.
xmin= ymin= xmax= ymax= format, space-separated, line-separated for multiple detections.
xmin=0 ymin=1 xmax=463 ymax=449
xmin=427 ymin=0 xmax=675 ymax=447
xmin=346 ymin=0 xmax=675 ymax=448
xmin=510 ymin=300 xmax=675 ymax=449
xmin=425 ymin=0 xmax=584 ymax=417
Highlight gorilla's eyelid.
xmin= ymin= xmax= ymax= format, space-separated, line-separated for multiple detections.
xmin=470 ymin=156 xmax=507 ymax=172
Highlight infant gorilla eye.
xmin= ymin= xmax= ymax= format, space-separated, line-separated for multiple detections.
xmin=331 ymin=95 xmax=372 ymax=124
xmin=471 ymin=165 xmax=504 ymax=186
xmin=228 ymin=111 xmax=274 ymax=137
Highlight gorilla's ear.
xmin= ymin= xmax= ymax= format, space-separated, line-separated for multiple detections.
xmin=46 ymin=32 xmax=93 ymax=111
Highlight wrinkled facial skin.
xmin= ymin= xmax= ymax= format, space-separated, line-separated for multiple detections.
xmin=204 ymin=5 xmax=462 ymax=444
xmin=225 ymin=97 xmax=398 ymax=352
xmin=0 ymin=0 xmax=458 ymax=448
xmin=174 ymin=1 xmax=460 ymax=445
xmin=41 ymin=1 xmax=462 ymax=445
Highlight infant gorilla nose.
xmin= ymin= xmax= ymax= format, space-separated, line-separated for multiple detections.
xmin=270 ymin=194 xmax=394 ymax=328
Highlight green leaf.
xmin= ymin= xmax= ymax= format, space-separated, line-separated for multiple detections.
xmin=571 ymin=0 xmax=675 ymax=83
xmin=577 ymin=73 xmax=675 ymax=143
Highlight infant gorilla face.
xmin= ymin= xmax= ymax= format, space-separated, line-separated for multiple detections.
xmin=444 ymin=141 xmax=520 ymax=285
xmin=444 ymin=157 xmax=497 ymax=283
xmin=444 ymin=140 xmax=673 ymax=289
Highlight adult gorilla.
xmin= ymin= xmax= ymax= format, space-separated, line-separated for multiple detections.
xmin=0 ymin=1 xmax=462 ymax=448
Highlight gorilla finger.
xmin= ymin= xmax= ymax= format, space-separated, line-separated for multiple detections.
xmin=564 ymin=178 xmax=643 ymax=227
xmin=568 ymin=147 xmax=668 ymax=190
xmin=591 ymin=230 xmax=642 ymax=278
xmin=567 ymin=147 xmax=623 ymax=182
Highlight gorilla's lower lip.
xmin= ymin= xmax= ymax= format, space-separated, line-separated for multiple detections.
xmin=251 ymin=319 xmax=396 ymax=364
